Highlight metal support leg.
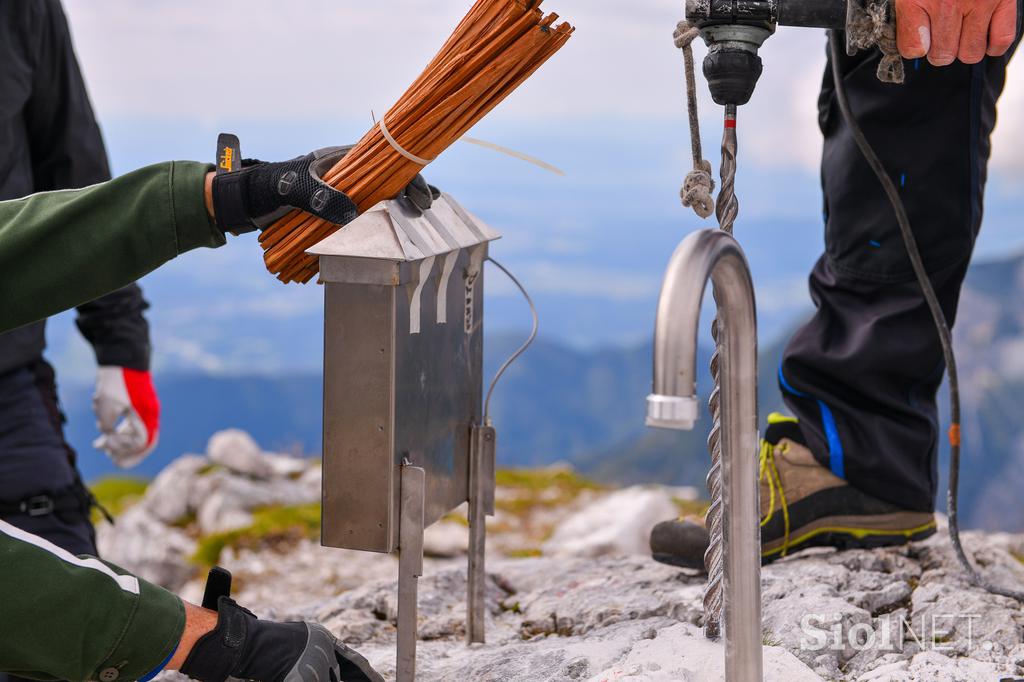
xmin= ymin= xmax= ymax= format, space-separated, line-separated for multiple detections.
xmin=397 ymin=464 xmax=425 ymax=682
xmin=467 ymin=424 xmax=496 ymax=644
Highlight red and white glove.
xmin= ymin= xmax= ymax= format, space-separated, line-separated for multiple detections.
xmin=92 ymin=367 xmax=160 ymax=468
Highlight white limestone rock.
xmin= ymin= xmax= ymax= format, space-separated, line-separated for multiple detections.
xmin=117 ymin=449 xmax=1024 ymax=682
xmin=195 ymin=473 xmax=316 ymax=535
xmin=542 ymin=486 xmax=679 ymax=558
xmin=423 ymin=520 xmax=470 ymax=558
xmin=263 ymin=453 xmax=309 ymax=478
xmin=585 ymin=623 xmax=820 ymax=682
xmin=206 ymin=429 xmax=273 ymax=479
xmin=96 ymin=505 xmax=197 ymax=590
xmin=141 ymin=454 xmax=209 ymax=523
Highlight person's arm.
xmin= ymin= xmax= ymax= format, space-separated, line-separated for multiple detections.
xmin=0 ymin=143 xmax=433 ymax=336
xmin=0 ymin=521 xmax=383 ymax=682
xmin=0 ymin=161 xmax=222 ymax=336
xmin=0 ymin=519 xmax=186 ymax=682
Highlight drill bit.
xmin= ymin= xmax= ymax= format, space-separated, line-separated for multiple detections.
xmin=716 ymin=105 xmax=739 ymax=235
xmin=704 ymin=318 xmax=726 ymax=639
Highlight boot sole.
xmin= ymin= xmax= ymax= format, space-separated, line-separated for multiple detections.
xmin=761 ymin=511 xmax=937 ymax=563
xmin=652 ymin=552 xmax=707 ymax=571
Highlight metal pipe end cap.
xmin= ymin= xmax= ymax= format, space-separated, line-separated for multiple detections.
xmin=645 ymin=394 xmax=699 ymax=431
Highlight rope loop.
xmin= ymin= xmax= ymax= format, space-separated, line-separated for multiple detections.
xmin=681 ymin=160 xmax=716 ymax=219
xmin=673 ymin=21 xmax=699 ymax=50
xmin=674 ymin=20 xmax=716 ymax=221
xmin=847 ymin=1 xmax=905 ymax=84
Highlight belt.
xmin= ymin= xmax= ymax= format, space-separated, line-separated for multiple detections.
xmin=0 ymin=484 xmax=90 ymax=519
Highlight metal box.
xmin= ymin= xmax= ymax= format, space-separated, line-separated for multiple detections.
xmin=310 ymin=195 xmax=500 ymax=553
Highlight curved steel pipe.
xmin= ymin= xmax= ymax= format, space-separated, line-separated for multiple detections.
xmin=646 ymin=229 xmax=762 ymax=681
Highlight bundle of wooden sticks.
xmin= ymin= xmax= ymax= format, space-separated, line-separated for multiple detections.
xmin=258 ymin=0 xmax=574 ymax=283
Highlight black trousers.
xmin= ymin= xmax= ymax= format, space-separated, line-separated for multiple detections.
xmin=781 ymin=17 xmax=1023 ymax=513
xmin=0 ymin=361 xmax=96 ymax=554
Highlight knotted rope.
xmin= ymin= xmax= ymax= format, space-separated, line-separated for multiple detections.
xmin=674 ymin=21 xmax=715 ymax=219
xmin=847 ymin=0 xmax=905 ymax=84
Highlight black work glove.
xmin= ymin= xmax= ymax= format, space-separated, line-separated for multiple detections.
xmin=401 ymin=173 xmax=441 ymax=214
xmin=212 ymin=146 xmax=359 ymax=236
xmin=211 ymin=133 xmax=441 ymax=236
xmin=180 ymin=596 xmax=383 ymax=682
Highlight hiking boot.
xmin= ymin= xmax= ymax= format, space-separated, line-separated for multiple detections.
xmin=649 ymin=414 xmax=938 ymax=568
xmin=650 ymin=515 xmax=710 ymax=569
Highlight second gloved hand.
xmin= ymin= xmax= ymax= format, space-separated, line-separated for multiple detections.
xmin=401 ymin=173 xmax=441 ymax=214
xmin=92 ymin=366 xmax=160 ymax=468
xmin=180 ymin=597 xmax=383 ymax=682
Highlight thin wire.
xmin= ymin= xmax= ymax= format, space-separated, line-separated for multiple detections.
xmin=483 ymin=257 xmax=539 ymax=424
xmin=829 ymin=31 xmax=1023 ymax=602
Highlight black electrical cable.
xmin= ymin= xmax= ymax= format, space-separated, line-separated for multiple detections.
xmin=828 ymin=30 xmax=1024 ymax=602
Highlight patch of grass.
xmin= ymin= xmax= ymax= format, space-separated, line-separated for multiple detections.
xmin=89 ymin=476 xmax=149 ymax=523
xmin=495 ymin=497 xmax=541 ymax=515
xmin=1011 ymin=549 xmax=1024 ymax=566
xmin=495 ymin=468 xmax=603 ymax=493
xmin=197 ymin=463 xmax=222 ymax=476
xmin=170 ymin=511 xmax=198 ymax=531
xmin=507 ymin=548 xmax=543 ymax=559
xmin=673 ymin=498 xmax=710 ymax=519
xmin=191 ymin=503 xmax=321 ymax=567
xmin=500 ymin=600 xmax=522 ymax=614
xmin=494 ymin=467 xmax=605 ymax=517
xmin=762 ymin=630 xmax=782 ymax=647
xmin=441 ymin=512 xmax=469 ymax=527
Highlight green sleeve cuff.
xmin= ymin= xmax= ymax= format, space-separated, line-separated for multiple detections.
xmin=89 ymin=578 xmax=185 ymax=682
xmin=170 ymin=161 xmax=225 ymax=253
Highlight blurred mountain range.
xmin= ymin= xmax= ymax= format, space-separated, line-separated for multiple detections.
xmin=63 ymin=250 xmax=1024 ymax=531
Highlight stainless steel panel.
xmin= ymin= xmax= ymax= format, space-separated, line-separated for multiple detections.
xmin=321 ymin=283 xmax=397 ymax=552
xmin=393 ymin=246 xmax=485 ymax=530
xmin=317 ymin=256 xmax=408 ymax=287
xmin=321 ymin=247 xmax=486 ymax=552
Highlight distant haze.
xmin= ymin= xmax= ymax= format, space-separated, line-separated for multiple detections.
xmin=40 ymin=2 xmax=1024 ymax=380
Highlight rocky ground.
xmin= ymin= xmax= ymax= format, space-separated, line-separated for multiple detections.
xmin=98 ymin=431 xmax=1024 ymax=681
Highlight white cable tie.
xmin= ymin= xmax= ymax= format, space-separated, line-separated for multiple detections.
xmin=460 ymin=137 xmax=566 ymax=176
xmin=378 ymin=117 xmax=434 ymax=166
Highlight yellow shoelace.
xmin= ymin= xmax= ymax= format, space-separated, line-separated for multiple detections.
xmin=759 ymin=439 xmax=791 ymax=557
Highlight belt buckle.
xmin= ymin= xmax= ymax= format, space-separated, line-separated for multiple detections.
xmin=23 ymin=495 xmax=54 ymax=517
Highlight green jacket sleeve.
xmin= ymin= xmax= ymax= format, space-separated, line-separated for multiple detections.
xmin=0 ymin=161 xmax=224 ymax=334
xmin=0 ymin=520 xmax=184 ymax=682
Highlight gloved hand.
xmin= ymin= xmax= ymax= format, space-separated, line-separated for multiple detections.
xmin=180 ymin=596 xmax=383 ymax=682
xmin=211 ymin=135 xmax=441 ymax=236
xmin=401 ymin=173 xmax=441 ymax=214
xmin=92 ymin=366 xmax=160 ymax=468
xmin=212 ymin=146 xmax=360 ymax=236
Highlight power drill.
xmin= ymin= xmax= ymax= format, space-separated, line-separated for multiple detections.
xmin=685 ymin=0 xmax=868 ymax=106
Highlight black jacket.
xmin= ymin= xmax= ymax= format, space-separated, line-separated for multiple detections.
xmin=0 ymin=0 xmax=150 ymax=374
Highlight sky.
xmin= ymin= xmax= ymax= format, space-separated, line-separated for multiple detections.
xmin=45 ymin=0 xmax=1024 ymax=379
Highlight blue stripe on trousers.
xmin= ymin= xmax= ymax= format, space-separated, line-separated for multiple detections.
xmin=778 ymin=365 xmax=846 ymax=479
